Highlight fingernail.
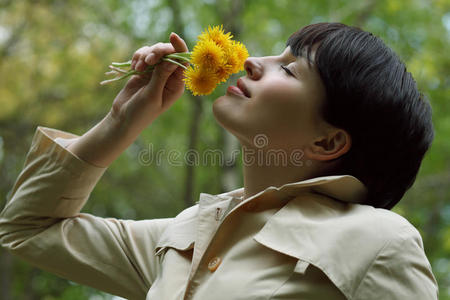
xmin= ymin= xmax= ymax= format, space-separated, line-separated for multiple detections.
xmin=136 ymin=60 xmax=143 ymax=71
xmin=148 ymin=53 xmax=155 ymax=64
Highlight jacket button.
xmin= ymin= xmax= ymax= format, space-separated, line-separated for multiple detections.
xmin=243 ymin=201 xmax=257 ymax=211
xmin=208 ymin=256 xmax=222 ymax=272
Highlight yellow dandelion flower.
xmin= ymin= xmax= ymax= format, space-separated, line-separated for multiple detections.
xmin=215 ymin=63 xmax=234 ymax=83
xmin=191 ymin=39 xmax=224 ymax=70
xmin=198 ymin=25 xmax=233 ymax=50
xmin=231 ymin=41 xmax=249 ymax=70
xmin=224 ymin=49 xmax=240 ymax=74
xmin=103 ymin=25 xmax=250 ymax=96
xmin=183 ymin=66 xmax=219 ymax=96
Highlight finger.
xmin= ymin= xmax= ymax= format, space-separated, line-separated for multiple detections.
xmin=164 ymin=67 xmax=186 ymax=100
xmin=131 ymin=52 xmax=140 ymax=69
xmin=112 ymin=74 xmax=149 ymax=114
xmin=124 ymin=73 xmax=152 ymax=95
xmin=161 ymin=67 xmax=185 ymax=97
xmin=134 ymin=60 xmax=147 ymax=73
xmin=172 ymin=66 xmax=186 ymax=81
xmin=135 ymin=43 xmax=175 ymax=72
xmin=135 ymin=46 xmax=152 ymax=71
xmin=142 ymin=61 xmax=178 ymax=98
xmin=169 ymin=32 xmax=189 ymax=53
xmin=144 ymin=53 xmax=156 ymax=65
xmin=131 ymin=47 xmax=149 ymax=70
xmin=148 ymin=42 xmax=176 ymax=63
xmin=157 ymin=68 xmax=186 ymax=109
xmin=131 ymin=34 xmax=186 ymax=71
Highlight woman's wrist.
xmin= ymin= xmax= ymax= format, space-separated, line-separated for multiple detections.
xmin=66 ymin=111 xmax=141 ymax=168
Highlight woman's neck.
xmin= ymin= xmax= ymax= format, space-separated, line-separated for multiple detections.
xmin=241 ymin=146 xmax=318 ymax=199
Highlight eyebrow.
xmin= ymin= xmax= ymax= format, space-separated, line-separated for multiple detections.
xmin=282 ymin=48 xmax=315 ymax=78
xmin=285 ymin=47 xmax=314 ymax=66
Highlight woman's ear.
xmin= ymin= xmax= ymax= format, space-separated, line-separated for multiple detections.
xmin=305 ymin=129 xmax=351 ymax=161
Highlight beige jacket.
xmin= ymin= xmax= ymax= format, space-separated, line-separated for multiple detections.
xmin=0 ymin=126 xmax=438 ymax=300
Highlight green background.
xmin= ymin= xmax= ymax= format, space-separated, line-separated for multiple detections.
xmin=0 ymin=0 xmax=449 ymax=298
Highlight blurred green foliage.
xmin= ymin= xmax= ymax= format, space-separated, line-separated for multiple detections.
xmin=0 ymin=0 xmax=449 ymax=299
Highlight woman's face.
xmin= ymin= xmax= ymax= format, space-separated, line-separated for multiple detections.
xmin=213 ymin=46 xmax=328 ymax=152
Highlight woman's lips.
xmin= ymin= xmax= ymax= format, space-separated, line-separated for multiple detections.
xmin=237 ymin=78 xmax=251 ymax=98
xmin=227 ymin=85 xmax=246 ymax=97
xmin=226 ymin=78 xmax=251 ymax=98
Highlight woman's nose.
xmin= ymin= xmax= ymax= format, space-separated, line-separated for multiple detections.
xmin=244 ymin=57 xmax=262 ymax=80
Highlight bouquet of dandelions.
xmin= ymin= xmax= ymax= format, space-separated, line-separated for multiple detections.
xmin=101 ymin=25 xmax=249 ymax=96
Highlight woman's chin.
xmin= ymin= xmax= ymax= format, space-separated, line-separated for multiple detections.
xmin=212 ymin=96 xmax=231 ymax=129
xmin=212 ymin=96 xmax=249 ymax=141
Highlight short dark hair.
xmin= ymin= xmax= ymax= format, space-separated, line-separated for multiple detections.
xmin=287 ymin=22 xmax=434 ymax=209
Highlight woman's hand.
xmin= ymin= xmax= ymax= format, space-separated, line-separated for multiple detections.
xmin=110 ymin=32 xmax=189 ymax=136
xmin=64 ymin=33 xmax=188 ymax=168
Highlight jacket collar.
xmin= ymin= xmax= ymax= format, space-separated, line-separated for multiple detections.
xmin=156 ymin=175 xmax=367 ymax=251
xmin=216 ymin=174 xmax=367 ymax=205
xmin=216 ymin=175 xmax=371 ymax=298
xmin=156 ymin=175 xmax=370 ymax=298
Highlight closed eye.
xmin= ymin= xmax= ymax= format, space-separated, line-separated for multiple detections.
xmin=281 ymin=65 xmax=296 ymax=78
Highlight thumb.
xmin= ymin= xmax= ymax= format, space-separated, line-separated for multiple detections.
xmin=142 ymin=61 xmax=178 ymax=97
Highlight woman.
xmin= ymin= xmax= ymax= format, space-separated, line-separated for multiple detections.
xmin=0 ymin=23 xmax=438 ymax=299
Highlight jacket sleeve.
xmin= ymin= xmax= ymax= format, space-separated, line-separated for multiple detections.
xmin=354 ymin=226 xmax=439 ymax=300
xmin=0 ymin=126 xmax=171 ymax=300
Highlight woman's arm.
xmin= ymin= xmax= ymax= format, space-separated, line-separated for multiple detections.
xmin=67 ymin=32 xmax=189 ymax=168
xmin=0 ymin=32 xmax=189 ymax=298
xmin=0 ymin=127 xmax=172 ymax=299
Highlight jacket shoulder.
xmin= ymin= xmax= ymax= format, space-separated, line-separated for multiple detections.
xmin=352 ymin=204 xmax=420 ymax=240
xmin=351 ymin=208 xmax=438 ymax=299
xmin=254 ymin=193 xmax=435 ymax=299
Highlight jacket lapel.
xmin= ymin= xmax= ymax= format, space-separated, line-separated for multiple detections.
xmin=253 ymin=191 xmax=386 ymax=299
xmin=155 ymin=205 xmax=198 ymax=254
xmin=154 ymin=192 xmax=234 ymax=279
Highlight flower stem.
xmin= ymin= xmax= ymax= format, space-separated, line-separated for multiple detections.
xmin=162 ymin=57 xmax=188 ymax=69
xmin=102 ymin=52 xmax=192 ymax=85
xmin=166 ymin=53 xmax=191 ymax=62
xmin=100 ymin=67 xmax=153 ymax=85
xmin=111 ymin=60 xmax=132 ymax=67
xmin=108 ymin=65 xmax=128 ymax=74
